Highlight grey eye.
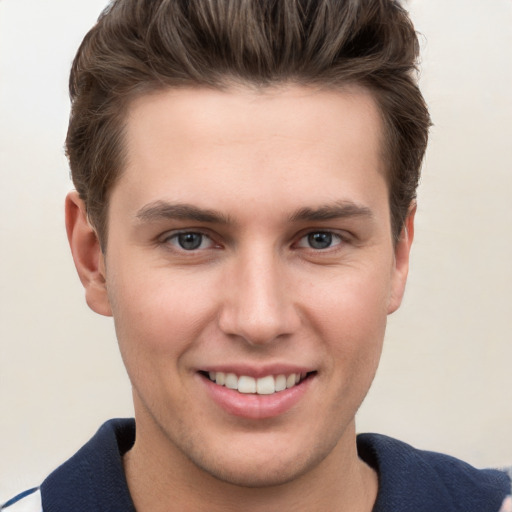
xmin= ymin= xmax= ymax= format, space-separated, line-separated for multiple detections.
xmin=307 ymin=232 xmax=333 ymax=249
xmin=177 ymin=232 xmax=204 ymax=250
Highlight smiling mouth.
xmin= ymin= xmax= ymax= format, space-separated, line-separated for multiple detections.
xmin=200 ymin=371 xmax=314 ymax=395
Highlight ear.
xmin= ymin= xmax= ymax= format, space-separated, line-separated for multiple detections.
xmin=387 ymin=204 xmax=416 ymax=314
xmin=65 ymin=191 xmax=112 ymax=317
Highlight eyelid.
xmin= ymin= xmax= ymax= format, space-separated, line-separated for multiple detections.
xmin=156 ymin=227 xmax=352 ymax=252
xmin=159 ymin=229 xmax=218 ymax=250
xmin=293 ymin=229 xmax=349 ymax=250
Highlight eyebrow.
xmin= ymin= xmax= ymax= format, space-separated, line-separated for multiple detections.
xmin=135 ymin=200 xmax=374 ymax=225
xmin=289 ymin=201 xmax=374 ymax=222
xmin=136 ymin=201 xmax=232 ymax=225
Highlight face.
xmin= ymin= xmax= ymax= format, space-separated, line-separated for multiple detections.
xmin=71 ymin=85 xmax=413 ymax=488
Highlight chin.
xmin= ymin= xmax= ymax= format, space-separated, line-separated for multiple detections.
xmin=199 ymin=456 xmax=314 ymax=489
xmin=182 ymin=433 xmax=336 ymax=489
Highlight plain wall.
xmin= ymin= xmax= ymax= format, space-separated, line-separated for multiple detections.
xmin=1 ymin=0 xmax=511 ymax=501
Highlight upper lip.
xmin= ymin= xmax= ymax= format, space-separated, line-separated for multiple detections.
xmin=198 ymin=364 xmax=316 ymax=378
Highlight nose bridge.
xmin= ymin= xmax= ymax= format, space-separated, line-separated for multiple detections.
xmin=219 ymin=243 xmax=297 ymax=345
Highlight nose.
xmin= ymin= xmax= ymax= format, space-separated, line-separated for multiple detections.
xmin=218 ymin=249 xmax=300 ymax=346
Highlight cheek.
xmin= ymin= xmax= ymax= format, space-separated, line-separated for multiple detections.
xmin=107 ymin=265 xmax=220 ymax=363
xmin=305 ymin=264 xmax=391 ymax=335
xmin=297 ymin=269 xmax=388 ymax=431
xmin=301 ymin=265 xmax=390 ymax=376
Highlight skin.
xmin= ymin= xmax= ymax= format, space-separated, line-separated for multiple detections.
xmin=66 ymin=84 xmax=415 ymax=512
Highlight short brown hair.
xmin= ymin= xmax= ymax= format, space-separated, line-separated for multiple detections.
xmin=67 ymin=0 xmax=430 ymax=247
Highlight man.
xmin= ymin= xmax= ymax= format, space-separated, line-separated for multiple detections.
xmin=2 ymin=0 xmax=511 ymax=510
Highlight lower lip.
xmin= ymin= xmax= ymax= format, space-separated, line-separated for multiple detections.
xmin=200 ymin=374 xmax=314 ymax=420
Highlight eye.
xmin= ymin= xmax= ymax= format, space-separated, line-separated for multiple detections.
xmin=165 ymin=232 xmax=215 ymax=251
xmin=296 ymin=231 xmax=343 ymax=250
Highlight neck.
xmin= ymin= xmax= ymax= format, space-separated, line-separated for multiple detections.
xmin=123 ymin=417 xmax=378 ymax=512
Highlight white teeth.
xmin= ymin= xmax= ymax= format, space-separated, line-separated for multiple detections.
xmin=225 ymin=373 xmax=238 ymax=390
xmin=275 ymin=374 xmax=287 ymax=392
xmin=256 ymin=375 xmax=275 ymax=395
xmin=206 ymin=371 xmax=306 ymax=395
xmin=238 ymin=376 xmax=256 ymax=394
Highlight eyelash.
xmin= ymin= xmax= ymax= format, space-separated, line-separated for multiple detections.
xmin=161 ymin=230 xmax=218 ymax=252
xmin=159 ymin=229 xmax=347 ymax=253
xmin=295 ymin=231 xmax=344 ymax=251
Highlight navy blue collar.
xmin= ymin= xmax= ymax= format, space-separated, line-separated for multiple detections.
xmin=358 ymin=432 xmax=510 ymax=512
xmin=40 ymin=419 xmax=510 ymax=512
xmin=41 ymin=419 xmax=136 ymax=512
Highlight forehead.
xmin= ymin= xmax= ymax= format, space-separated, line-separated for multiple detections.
xmin=124 ymin=84 xmax=384 ymax=159
xmin=114 ymin=85 xmax=388 ymax=222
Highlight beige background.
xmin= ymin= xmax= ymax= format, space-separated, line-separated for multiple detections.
xmin=1 ymin=0 xmax=511 ymax=501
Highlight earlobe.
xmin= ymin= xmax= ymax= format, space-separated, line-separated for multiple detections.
xmin=387 ymin=204 xmax=416 ymax=314
xmin=65 ymin=191 xmax=112 ymax=317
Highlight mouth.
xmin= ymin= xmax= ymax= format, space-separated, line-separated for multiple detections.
xmin=199 ymin=371 xmax=315 ymax=395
